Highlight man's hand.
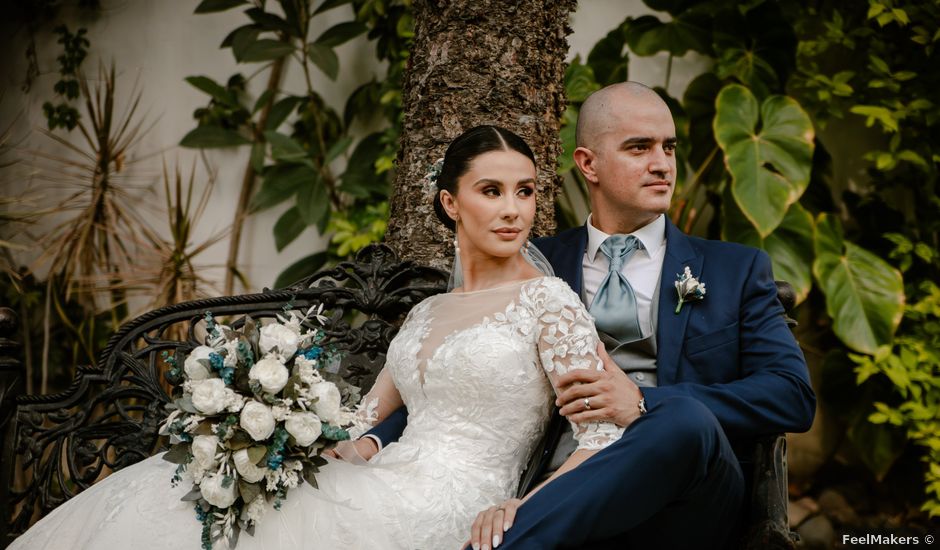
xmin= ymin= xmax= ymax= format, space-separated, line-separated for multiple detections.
xmin=322 ymin=437 xmax=379 ymax=463
xmin=464 ymin=498 xmax=521 ymax=550
xmin=554 ymin=343 xmax=644 ymax=427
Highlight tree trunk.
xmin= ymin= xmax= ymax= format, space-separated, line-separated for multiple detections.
xmin=386 ymin=0 xmax=576 ymax=268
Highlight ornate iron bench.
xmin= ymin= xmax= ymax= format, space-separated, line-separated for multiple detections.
xmin=0 ymin=244 xmax=796 ymax=549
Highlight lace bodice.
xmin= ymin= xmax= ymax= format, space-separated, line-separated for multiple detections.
xmin=10 ymin=277 xmax=624 ymax=550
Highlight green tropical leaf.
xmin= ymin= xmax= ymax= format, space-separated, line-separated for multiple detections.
xmin=185 ymin=76 xmax=231 ymax=104
xmin=252 ymin=89 xmax=275 ymax=114
xmin=313 ymin=0 xmax=354 ymax=15
xmin=847 ymin=413 xmax=907 ymax=481
xmin=228 ymin=26 xmax=262 ymax=58
xmin=274 ymin=207 xmax=306 ymax=251
xmin=714 ymin=84 xmax=814 ymax=237
xmin=314 ymin=22 xmax=368 ymax=48
xmin=564 ymin=57 xmax=600 ymax=103
xmin=296 ymin=181 xmax=330 ymax=229
xmin=195 ymin=0 xmax=247 ymax=13
xmin=343 ymin=80 xmax=381 ymax=126
xmin=264 ymin=131 xmax=309 ymax=163
xmin=249 ymin=165 xmax=316 ymax=213
xmin=558 ymin=106 xmax=579 ymax=174
xmin=180 ymin=126 xmax=250 ymax=148
xmin=722 ymin=199 xmax=815 ymax=304
xmin=245 ymin=8 xmax=294 ymax=35
xmin=586 ymin=25 xmax=629 ymax=87
xmin=624 ymin=11 xmax=711 ymax=57
xmin=307 ymin=43 xmax=339 ymax=80
xmin=265 ymin=96 xmax=304 ymax=131
xmin=326 ymin=136 xmax=353 ymax=162
xmin=813 ymin=213 xmax=904 ymax=354
xmin=340 ymin=133 xmax=387 ymax=198
xmin=239 ymin=39 xmax=295 ymax=63
xmin=273 ymin=252 xmax=328 ymax=289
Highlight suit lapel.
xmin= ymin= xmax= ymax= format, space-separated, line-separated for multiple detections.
xmin=656 ymin=218 xmax=702 ymax=385
xmin=554 ymin=227 xmax=587 ymax=296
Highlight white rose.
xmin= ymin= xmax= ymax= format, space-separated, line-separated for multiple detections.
xmin=184 ymin=345 xmax=214 ymax=380
xmin=285 ymin=412 xmax=322 ymax=447
xmin=190 ymin=379 xmax=228 ymax=415
xmin=240 ymin=400 xmax=276 ymax=441
xmin=190 ymin=435 xmax=219 ymax=471
xmin=259 ymin=323 xmax=299 ymax=358
xmin=310 ymin=382 xmax=342 ymax=424
xmin=249 ymin=357 xmax=290 ymax=395
xmin=233 ymin=448 xmax=267 ymax=483
xmin=200 ymin=472 xmax=237 ymax=508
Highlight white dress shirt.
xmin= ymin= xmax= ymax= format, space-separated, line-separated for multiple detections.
xmin=583 ymin=214 xmax=667 ymax=338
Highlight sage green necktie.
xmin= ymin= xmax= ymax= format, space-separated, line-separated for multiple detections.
xmin=589 ymin=234 xmax=644 ymax=343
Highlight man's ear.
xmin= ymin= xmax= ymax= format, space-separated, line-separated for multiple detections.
xmin=440 ymin=190 xmax=459 ymax=222
xmin=573 ymin=146 xmax=598 ymax=183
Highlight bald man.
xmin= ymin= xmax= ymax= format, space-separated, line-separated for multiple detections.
xmin=478 ymin=82 xmax=815 ymax=549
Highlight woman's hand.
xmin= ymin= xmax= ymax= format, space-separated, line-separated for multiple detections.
xmin=464 ymin=498 xmax=521 ymax=550
xmin=322 ymin=437 xmax=379 ymax=464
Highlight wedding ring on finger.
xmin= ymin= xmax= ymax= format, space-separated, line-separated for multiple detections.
xmin=584 ymin=397 xmax=591 ymax=410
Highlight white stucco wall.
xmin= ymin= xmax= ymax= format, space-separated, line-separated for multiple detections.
xmin=0 ymin=1 xmax=708 ymax=302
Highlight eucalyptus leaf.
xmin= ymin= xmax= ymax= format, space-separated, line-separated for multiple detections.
xmin=180 ymin=126 xmax=251 ymax=148
xmin=812 ymin=213 xmax=904 ymax=354
xmin=195 ymin=0 xmax=247 ymax=13
xmin=240 ymin=39 xmax=296 ymax=63
xmin=162 ymin=444 xmax=192 ymax=464
xmin=176 ymin=396 xmax=198 ymax=414
xmin=181 ymin=488 xmax=204 ymax=501
xmin=714 ymin=84 xmax=814 ymax=237
xmin=228 ymin=430 xmax=252 ymax=451
xmin=303 ymin=463 xmax=319 ymax=488
xmin=238 ymin=480 xmax=262 ymax=504
xmin=274 ymin=207 xmax=306 ymax=252
xmin=307 ymin=44 xmax=339 ymax=81
xmin=314 ymin=22 xmax=368 ymax=48
xmin=247 ymin=445 xmax=267 ymax=465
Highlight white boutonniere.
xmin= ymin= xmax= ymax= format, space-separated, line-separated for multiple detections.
xmin=674 ymin=266 xmax=706 ymax=314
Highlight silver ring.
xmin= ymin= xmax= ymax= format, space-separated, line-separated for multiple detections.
xmin=584 ymin=397 xmax=591 ymax=410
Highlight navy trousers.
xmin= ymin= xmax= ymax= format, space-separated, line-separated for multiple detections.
xmin=485 ymin=396 xmax=745 ymax=550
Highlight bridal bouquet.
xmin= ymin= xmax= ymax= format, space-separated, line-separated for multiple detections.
xmin=160 ymin=305 xmax=362 ymax=550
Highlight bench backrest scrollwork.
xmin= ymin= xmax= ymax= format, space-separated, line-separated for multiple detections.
xmin=0 ymin=244 xmax=447 ymax=546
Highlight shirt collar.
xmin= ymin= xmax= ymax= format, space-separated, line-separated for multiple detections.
xmin=585 ymin=214 xmax=667 ymax=263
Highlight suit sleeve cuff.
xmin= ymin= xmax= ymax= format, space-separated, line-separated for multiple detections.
xmin=361 ymin=434 xmax=383 ymax=452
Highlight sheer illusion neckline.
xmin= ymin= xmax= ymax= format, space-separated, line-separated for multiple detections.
xmin=447 ymin=276 xmax=547 ymax=296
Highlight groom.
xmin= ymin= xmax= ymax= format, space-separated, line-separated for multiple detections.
xmin=369 ymin=82 xmax=815 ymax=548
xmin=484 ymin=82 xmax=816 ymax=549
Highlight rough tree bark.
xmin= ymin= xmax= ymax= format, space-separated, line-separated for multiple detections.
xmin=385 ymin=0 xmax=577 ymax=268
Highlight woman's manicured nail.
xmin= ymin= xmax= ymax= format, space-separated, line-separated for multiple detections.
xmin=504 ymin=522 xmax=511 ymax=531
xmin=493 ymin=534 xmax=501 ymax=548
xmin=472 ymin=544 xmax=480 ymax=550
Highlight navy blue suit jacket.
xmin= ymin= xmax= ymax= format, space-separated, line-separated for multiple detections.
xmin=369 ymin=218 xmax=815 ymax=456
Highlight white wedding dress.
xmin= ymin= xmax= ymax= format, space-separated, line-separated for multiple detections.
xmin=11 ymin=277 xmax=623 ymax=550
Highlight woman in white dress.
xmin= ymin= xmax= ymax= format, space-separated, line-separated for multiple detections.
xmin=9 ymin=125 xmax=624 ymax=550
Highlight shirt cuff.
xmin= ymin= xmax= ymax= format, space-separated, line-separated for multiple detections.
xmin=361 ymin=434 xmax=383 ymax=452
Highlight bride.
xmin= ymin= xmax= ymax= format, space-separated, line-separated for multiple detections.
xmin=9 ymin=125 xmax=624 ymax=550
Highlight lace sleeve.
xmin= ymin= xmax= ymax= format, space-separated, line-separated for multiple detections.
xmin=347 ymin=368 xmax=402 ymax=439
xmin=530 ymin=278 xmax=625 ymax=451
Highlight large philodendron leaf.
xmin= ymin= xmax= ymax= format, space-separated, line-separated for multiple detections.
xmin=714 ymin=84 xmax=814 ymax=237
xmin=812 ymin=213 xmax=904 ymax=355
xmin=722 ymin=198 xmax=814 ymax=305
